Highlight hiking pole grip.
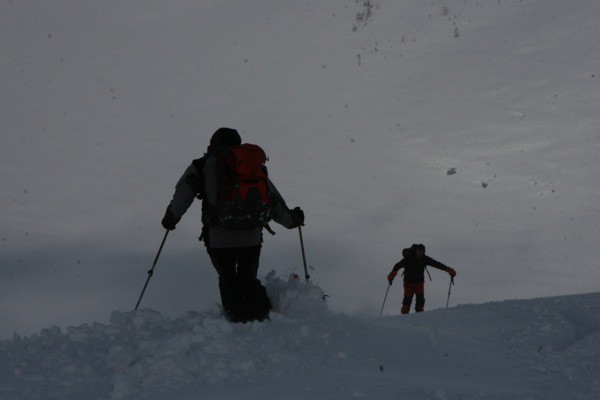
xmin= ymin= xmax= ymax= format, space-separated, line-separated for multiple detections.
xmin=134 ymin=229 xmax=170 ymax=310
xmin=298 ymin=226 xmax=310 ymax=283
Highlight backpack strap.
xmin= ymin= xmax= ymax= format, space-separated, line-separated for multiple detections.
xmin=191 ymin=157 xmax=207 ymax=199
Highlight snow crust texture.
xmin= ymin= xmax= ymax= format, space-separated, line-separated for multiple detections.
xmin=1 ymin=279 xmax=600 ymax=400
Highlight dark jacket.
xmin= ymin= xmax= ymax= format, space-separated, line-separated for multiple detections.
xmin=391 ymin=245 xmax=451 ymax=284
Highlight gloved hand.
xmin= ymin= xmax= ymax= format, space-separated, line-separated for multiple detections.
xmin=387 ymin=271 xmax=397 ymax=285
xmin=161 ymin=207 xmax=180 ymax=231
xmin=290 ymin=207 xmax=305 ymax=228
xmin=447 ymin=268 xmax=457 ymax=278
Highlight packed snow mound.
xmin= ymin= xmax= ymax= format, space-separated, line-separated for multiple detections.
xmin=265 ymin=270 xmax=329 ymax=319
xmin=2 ymin=291 xmax=600 ymax=400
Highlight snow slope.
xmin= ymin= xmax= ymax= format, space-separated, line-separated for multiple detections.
xmin=2 ymin=278 xmax=600 ymax=399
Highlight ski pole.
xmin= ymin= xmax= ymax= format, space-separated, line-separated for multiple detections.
xmin=298 ymin=226 xmax=310 ymax=283
xmin=134 ymin=229 xmax=170 ymax=310
xmin=379 ymin=283 xmax=391 ymax=317
xmin=446 ymin=276 xmax=454 ymax=308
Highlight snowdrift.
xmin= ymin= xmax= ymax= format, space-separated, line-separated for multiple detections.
xmin=2 ymin=277 xmax=600 ymax=400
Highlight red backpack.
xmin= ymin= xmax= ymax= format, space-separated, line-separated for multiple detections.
xmin=215 ymin=144 xmax=273 ymax=229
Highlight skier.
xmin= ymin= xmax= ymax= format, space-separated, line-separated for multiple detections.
xmin=387 ymin=244 xmax=456 ymax=314
xmin=161 ymin=127 xmax=304 ymax=323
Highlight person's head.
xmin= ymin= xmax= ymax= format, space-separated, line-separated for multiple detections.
xmin=207 ymin=127 xmax=241 ymax=155
xmin=412 ymin=243 xmax=426 ymax=258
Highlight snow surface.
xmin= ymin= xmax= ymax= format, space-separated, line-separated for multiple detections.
xmin=2 ymin=277 xmax=600 ymax=399
xmin=2 ymin=0 xmax=600 ymax=398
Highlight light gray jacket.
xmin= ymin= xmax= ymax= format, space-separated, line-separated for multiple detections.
xmin=167 ymin=155 xmax=297 ymax=248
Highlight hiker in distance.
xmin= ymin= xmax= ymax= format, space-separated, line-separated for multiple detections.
xmin=161 ymin=127 xmax=305 ymax=323
xmin=387 ymin=244 xmax=456 ymax=314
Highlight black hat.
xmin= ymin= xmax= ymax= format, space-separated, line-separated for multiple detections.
xmin=210 ymin=127 xmax=241 ymax=147
xmin=411 ymin=243 xmax=426 ymax=253
xmin=207 ymin=127 xmax=241 ymax=155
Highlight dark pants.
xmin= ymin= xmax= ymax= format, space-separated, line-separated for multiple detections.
xmin=207 ymin=245 xmax=271 ymax=323
xmin=401 ymin=282 xmax=425 ymax=314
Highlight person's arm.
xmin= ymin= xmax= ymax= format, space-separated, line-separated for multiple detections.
xmin=269 ymin=179 xmax=304 ymax=229
xmin=425 ymin=256 xmax=456 ymax=277
xmin=161 ymin=161 xmax=204 ymax=230
xmin=387 ymin=259 xmax=406 ymax=284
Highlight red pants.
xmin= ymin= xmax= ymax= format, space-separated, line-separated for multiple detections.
xmin=401 ymin=282 xmax=425 ymax=314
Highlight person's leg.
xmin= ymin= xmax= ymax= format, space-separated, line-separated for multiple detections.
xmin=207 ymin=247 xmax=246 ymax=322
xmin=237 ymin=245 xmax=271 ymax=321
xmin=236 ymin=245 xmax=261 ymax=282
xmin=402 ymin=282 xmax=416 ymax=314
xmin=415 ymin=283 xmax=425 ymax=312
